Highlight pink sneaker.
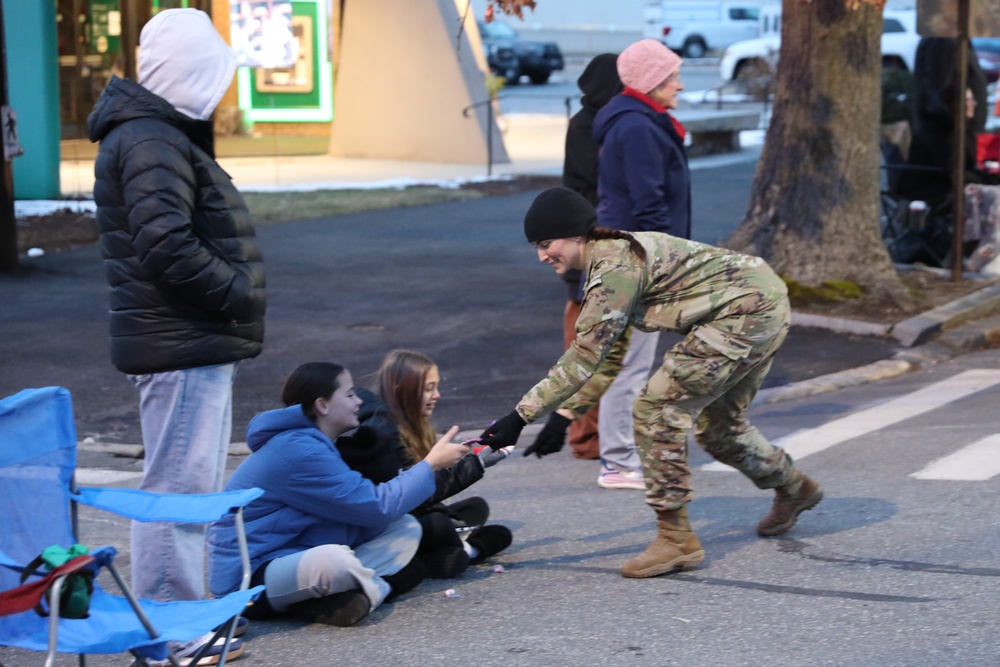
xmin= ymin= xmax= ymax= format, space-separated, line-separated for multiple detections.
xmin=597 ymin=465 xmax=646 ymax=490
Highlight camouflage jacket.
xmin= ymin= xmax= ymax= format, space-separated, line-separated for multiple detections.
xmin=516 ymin=232 xmax=789 ymax=423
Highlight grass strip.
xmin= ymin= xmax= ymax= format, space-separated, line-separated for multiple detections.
xmin=242 ymin=186 xmax=484 ymax=224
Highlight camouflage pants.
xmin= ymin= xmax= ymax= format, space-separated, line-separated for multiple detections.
xmin=633 ymin=309 xmax=794 ymax=512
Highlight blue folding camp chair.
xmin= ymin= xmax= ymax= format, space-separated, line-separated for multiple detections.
xmin=0 ymin=387 xmax=264 ymax=667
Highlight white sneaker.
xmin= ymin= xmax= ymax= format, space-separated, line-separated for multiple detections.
xmin=152 ymin=632 xmax=245 ymax=666
xmin=597 ymin=465 xmax=646 ymax=490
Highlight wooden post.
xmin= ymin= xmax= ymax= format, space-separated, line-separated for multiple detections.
xmin=950 ymin=0 xmax=970 ymax=281
xmin=122 ymin=0 xmax=139 ymax=81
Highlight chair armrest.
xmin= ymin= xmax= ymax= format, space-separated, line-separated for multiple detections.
xmin=0 ymin=546 xmax=116 ymax=575
xmin=72 ymin=487 xmax=263 ymax=523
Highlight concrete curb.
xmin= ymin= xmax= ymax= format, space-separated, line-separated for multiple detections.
xmin=890 ymin=281 xmax=1000 ymax=347
xmin=78 ymin=438 xmax=252 ymax=458
xmin=754 ymin=359 xmax=916 ymax=404
xmin=791 ymin=312 xmax=891 ymax=337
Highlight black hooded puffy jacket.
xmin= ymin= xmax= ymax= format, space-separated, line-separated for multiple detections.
xmin=87 ymin=76 xmax=265 ymax=375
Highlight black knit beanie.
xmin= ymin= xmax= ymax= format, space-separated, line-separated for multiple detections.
xmin=523 ymin=187 xmax=597 ymax=244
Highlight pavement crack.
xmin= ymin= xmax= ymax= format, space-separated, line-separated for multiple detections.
xmin=778 ymin=538 xmax=1000 ymax=577
xmin=672 ymin=573 xmax=937 ymax=602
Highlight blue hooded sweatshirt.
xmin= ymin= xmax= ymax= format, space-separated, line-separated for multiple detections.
xmin=592 ymin=94 xmax=691 ymax=239
xmin=208 ymin=405 xmax=435 ymax=596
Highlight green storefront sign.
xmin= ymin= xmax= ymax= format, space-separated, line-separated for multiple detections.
xmin=237 ymin=0 xmax=333 ymax=123
xmin=88 ymin=1 xmax=122 ymax=55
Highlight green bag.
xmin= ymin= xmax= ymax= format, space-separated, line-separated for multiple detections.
xmin=20 ymin=544 xmax=94 ymax=619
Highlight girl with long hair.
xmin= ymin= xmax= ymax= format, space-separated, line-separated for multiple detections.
xmin=339 ymin=350 xmax=513 ymax=579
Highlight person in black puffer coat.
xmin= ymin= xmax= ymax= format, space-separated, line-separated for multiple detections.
xmin=337 ymin=350 xmax=512 ymax=578
xmin=85 ymin=8 xmax=265 ymax=627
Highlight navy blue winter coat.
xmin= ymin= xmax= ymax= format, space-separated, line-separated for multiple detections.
xmin=592 ymin=94 xmax=691 ymax=239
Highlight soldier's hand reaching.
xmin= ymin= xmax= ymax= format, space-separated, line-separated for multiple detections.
xmin=523 ymin=412 xmax=571 ymax=458
xmin=479 ymin=411 xmax=526 ymax=450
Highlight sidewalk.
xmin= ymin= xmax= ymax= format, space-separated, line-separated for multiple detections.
xmin=52 ymin=112 xmax=765 ymax=199
xmin=55 ymin=113 xmax=570 ymax=197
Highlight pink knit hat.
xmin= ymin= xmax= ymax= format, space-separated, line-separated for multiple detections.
xmin=617 ymin=39 xmax=682 ymax=94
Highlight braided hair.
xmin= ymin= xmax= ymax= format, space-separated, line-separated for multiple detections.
xmin=585 ymin=226 xmax=648 ymax=262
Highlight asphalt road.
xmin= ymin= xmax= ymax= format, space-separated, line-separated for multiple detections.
xmin=4 ymin=156 xmax=1000 ymax=666
xmin=3 ymin=350 xmax=1000 ymax=667
xmin=0 ymin=160 xmax=897 ymax=446
xmin=6 ymin=47 xmax=1000 ymax=667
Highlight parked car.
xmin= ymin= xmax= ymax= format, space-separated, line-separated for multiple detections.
xmin=477 ymin=19 xmax=564 ymax=85
xmin=719 ymin=9 xmax=921 ymax=82
xmin=972 ymin=37 xmax=1000 ymax=84
xmin=482 ymin=40 xmax=519 ymax=84
xmin=642 ymin=0 xmax=774 ymax=58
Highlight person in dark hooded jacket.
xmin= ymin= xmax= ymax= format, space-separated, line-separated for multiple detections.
xmin=85 ymin=10 xmax=265 ymax=658
xmin=553 ymin=53 xmax=623 ymax=462
xmin=563 ymin=54 xmax=623 ymax=204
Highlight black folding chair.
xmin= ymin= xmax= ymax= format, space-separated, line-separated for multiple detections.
xmin=880 ymin=139 xmax=955 ymax=267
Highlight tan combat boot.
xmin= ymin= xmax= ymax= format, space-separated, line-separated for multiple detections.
xmin=621 ymin=506 xmax=705 ymax=578
xmin=756 ymin=471 xmax=824 ymax=537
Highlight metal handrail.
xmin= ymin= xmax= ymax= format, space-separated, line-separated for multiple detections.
xmin=462 ymin=93 xmax=580 ymax=177
xmin=462 ymin=98 xmax=500 ymax=177
xmin=497 ymin=92 xmax=580 ymax=119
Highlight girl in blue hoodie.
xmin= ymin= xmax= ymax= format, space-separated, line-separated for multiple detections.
xmin=209 ymin=362 xmax=470 ymax=626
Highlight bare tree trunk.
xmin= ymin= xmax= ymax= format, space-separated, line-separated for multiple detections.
xmin=728 ymin=0 xmax=910 ymax=306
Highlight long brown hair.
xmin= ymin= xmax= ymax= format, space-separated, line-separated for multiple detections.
xmin=586 ymin=226 xmax=647 ymax=262
xmin=377 ymin=349 xmax=437 ymax=461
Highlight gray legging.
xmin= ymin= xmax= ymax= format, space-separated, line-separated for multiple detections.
xmin=598 ymin=328 xmax=658 ymax=472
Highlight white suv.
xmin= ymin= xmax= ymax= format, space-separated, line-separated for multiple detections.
xmin=643 ymin=1 xmax=772 ymax=58
xmin=719 ymin=9 xmax=920 ymax=81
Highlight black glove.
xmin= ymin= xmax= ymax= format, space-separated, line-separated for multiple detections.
xmin=523 ymin=412 xmax=571 ymax=459
xmin=479 ymin=411 xmax=526 ymax=450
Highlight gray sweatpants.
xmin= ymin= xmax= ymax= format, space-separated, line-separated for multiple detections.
xmin=599 ymin=329 xmax=659 ymax=472
xmin=262 ymin=515 xmax=421 ymax=612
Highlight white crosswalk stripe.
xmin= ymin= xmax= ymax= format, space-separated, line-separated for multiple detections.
xmin=911 ymin=434 xmax=1000 ymax=481
xmin=702 ymin=369 xmax=1000 ymax=480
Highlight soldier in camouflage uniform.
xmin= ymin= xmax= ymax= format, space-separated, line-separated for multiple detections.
xmin=481 ymin=187 xmax=824 ymax=579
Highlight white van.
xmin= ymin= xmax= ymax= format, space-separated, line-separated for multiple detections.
xmin=719 ymin=8 xmax=921 ymax=81
xmin=642 ymin=1 xmax=776 ymax=58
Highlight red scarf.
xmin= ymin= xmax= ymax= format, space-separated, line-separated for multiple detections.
xmin=622 ymin=86 xmax=687 ymax=141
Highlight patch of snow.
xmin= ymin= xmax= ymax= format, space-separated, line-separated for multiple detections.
xmin=680 ymin=89 xmax=756 ymax=105
xmin=240 ymin=174 xmax=515 ymax=193
xmin=15 ymin=199 xmax=96 ymax=217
